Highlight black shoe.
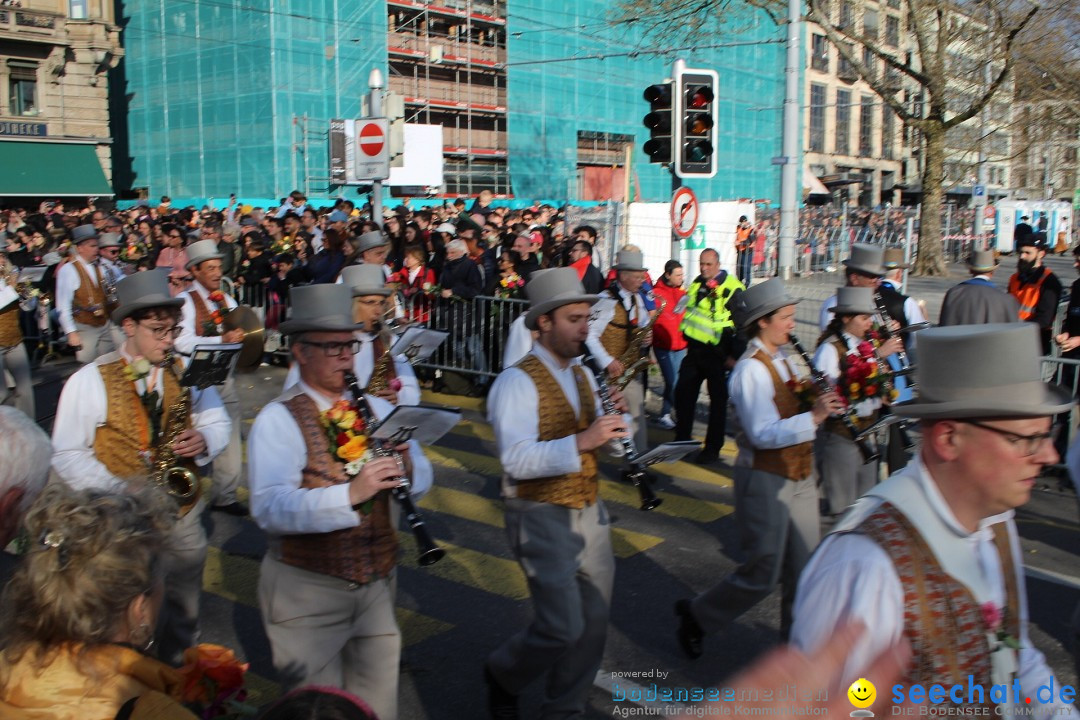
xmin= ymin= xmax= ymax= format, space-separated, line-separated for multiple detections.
xmin=675 ymin=599 xmax=704 ymax=659
xmin=694 ymin=450 xmax=720 ymax=465
xmin=484 ymin=665 xmax=519 ymax=719
xmin=211 ymin=501 xmax=249 ymax=517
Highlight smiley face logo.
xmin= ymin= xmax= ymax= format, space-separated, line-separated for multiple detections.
xmin=848 ymin=678 xmax=877 ymax=709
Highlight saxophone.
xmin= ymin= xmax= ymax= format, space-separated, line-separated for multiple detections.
xmin=151 ymin=355 xmax=200 ymax=515
xmin=364 ymin=304 xmax=402 ymax=394
xmin=613 ymin=297 xmax=666 ymax=391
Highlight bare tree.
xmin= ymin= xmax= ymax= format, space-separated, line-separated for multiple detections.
xmin=619 ymin=0 xmax=1042 ymax=275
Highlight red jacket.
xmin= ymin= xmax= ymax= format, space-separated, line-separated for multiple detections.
xmin=651 ymin=279 xmax=687 ymax=351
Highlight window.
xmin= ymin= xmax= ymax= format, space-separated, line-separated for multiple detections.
xmin=887 ymin=0 xmax=900 ymax=9
xmin=882 ymin=107 xmax=895 ymax=160
xmin=69 ymin=0 xmax=88 ymax=19
xmin=839 ymin=0 xmax=853 ymax=28
xmin=885 ymin=16 xmax=900 ymax=47
xmin=859 ymin=95 xmax=875 ymax=157
xmin=863 ymin=47 xmax=877 ymax=77
xmin=863 ymin=8 xmax=879 ymax=40
xmin=8 ymin=62 xmax=38 ymax=117
xmin=838 ymin=42 xmax=857 ymax=81
xmin=810 ymin=84 xmax=827 ymax=152
xmin=836 ymin=89 xmax=851 ymax=155
xmin=811 ymin=34 xmax=829 ymax=72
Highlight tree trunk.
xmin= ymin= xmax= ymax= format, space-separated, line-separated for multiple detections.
xmin=914 ymin=121 xmax=948 ymax=276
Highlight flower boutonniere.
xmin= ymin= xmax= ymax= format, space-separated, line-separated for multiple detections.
xmin=179 ymin=643 xmax=257 ymax=719
xmin=319 ymin=400 xmax=375 ymax=512
xmin=981 ymin=602 xmax=1021 ymax=651
xmin=785 ymin=377 xmax=819 ymax=412
xmin=202 ymin=290 xmax=234 ymax=336
xmin=123 ymin=356 xmax=153 ymax=383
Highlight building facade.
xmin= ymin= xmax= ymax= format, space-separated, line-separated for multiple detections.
xmin=0 ymin=0 xmax=120 ymax=200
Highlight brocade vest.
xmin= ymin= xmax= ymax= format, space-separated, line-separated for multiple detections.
xmin=72 ymin=261 xmax=109 ymax=327
xmin=855 ymin=502 xmax=1020 ymax=705
xmin=191 ymin=292 xmax=215 ymax=337
xmin=0 ymin=301 xmax=22 ymax=348
xmin=513 ymin=355 xmax=598 ymax=509
xmin=599 ymin=289 xmax=634 ymax=362
xmin=749 ymin=350 xmax=814 ymax=481
xmin=824 ymin=338 xmax=879 ymax=438
xmin=279 ymin=393 xmax=398 ymax=585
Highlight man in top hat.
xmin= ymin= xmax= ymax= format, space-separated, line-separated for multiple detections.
xmin=0 ymin=252 xmax=35 ymax=420
xmin=878 ymin=248 xmax=927 ymax=346
xmin=1014 ymin=214 xmax=1034 ymax=246
xmin=675 ymin=280 xmax=844 ymax=659
xmin=176 ymin=239 xmax=249 ymax=516
xmin=352 ymin=230 xmax=392 ymax=280
xmin=96 ymin=231 xmax=129 ymax=349
xmin=817 ymin=243 xmax=886 ymax=331
xmin=586 ymin=249 xmax=653 ymax=457
xmin=939 ymin=250 xmax=1020 ymax=327
xmin=55 ymin=224 xmax=118 ymax=363
xmin=485 ymin=268 xmax=630 ymax=720
xmin=675 ymin=247 xmax=746 ymax=465
xmin=286 ymin=264 xmax=420 ymax=407
xmin=248 ymin=283 xmax=433 ymax=720
xmin=50 ymin=268 xmax=231 ymax=664
xmin=1008 ymin=233 xmax=1062 ymax=355
xmin=792 ymin=323 xmax=1075 ymax=716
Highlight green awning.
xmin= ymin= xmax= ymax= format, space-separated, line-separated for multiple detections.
xmin=0 ymin=141 xmax=113 ymax=197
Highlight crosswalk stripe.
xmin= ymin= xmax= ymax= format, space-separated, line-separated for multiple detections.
xmin=397 ymin=533 xmax=530 ymax=600
xmin=418 ymin=485 xmax=663 ymax=559
xmin=397 ymin=606 xmax=455 ymax=647
xmin=425 ymin=445 xmax=733 ymax=524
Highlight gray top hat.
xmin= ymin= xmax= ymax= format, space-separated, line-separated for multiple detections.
xmin=279 ymin=284 xmax=363 ymax=336
xmin=184 ymin=239 xmax=224 ymax=269
xmin=111 ymin=268 xmax=183 ymax=324
xmin=340 ymin=264 xmax=392 ymax=297
xmin=967 ymin=250 xmax=998 ymax=274
xmin=894 ymin=323 xmax=1073 ymax=419
xmin=71 ymin=224 xmax=99 ymax=245
xmin=842 ymin=243 xmax=886 ymax=276
xmin=737 ymin=278 xmax=800 ymax=329
xmin=355 ymin=230 xmax=389 ymax=255
xmin=829 ymin=286 xmax=877 ymax=315
xmin=524 ymin=268 xmax=599 ymax=330
xmin=882 ymin=248 xmax=909 ymax=270
xmin=97 ymin=232 xmax=122 ymax=249
xmin=612 ymin=250 xmax=646 ymax=272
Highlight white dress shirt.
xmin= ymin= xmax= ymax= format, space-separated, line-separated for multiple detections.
xmin=730 ymin=338 xmax=818 ymax=467
xmin=282 ymin=331 xmax=420 ymax=406
xmin=813 ymin=332 xmax=882 ymax=418
xmin=501 ymin=314 xmax=534 ymax=369
xmin=818 ymin=295 xmax=838 ymax=333
xmin=487 ymin=343 xmax=605 ymax=495
xmin=55 ymin=256 xmax=103 ymax=334
xmin=249 ymin=380 xmax=432 ymax=537
xmin=585 ymin=286 xmax=646 ymax=371
xmin=51 ymin=348 xmax=230 ymax=490
xmin=175 ymin=281 xmax=240 ymax=357
xmin=791 ymin=458 xmax=1074 ymax=718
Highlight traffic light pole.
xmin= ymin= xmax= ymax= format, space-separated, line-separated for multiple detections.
xmin=368 ymin=68 xmax=384 ymax=230
xmin=777 ymin=0 xmax=801 ymax=279
xmin=671 ymin=169 xmax=682 ymax=261
xmin=670 ymin=59 xmax=685 ymax=263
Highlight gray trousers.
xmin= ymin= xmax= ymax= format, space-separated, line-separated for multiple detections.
xmin=156 ymin=497 xmax=208 ymax=666
xmin=74 ymin=321 xmax=116 ymax=364
xmin=489 ymin=498 xmax=615 ymax=720
xmin=259 ymin=554 xmax=401 ymax=720
xmin=0 ymin=342 xmax=34 ymax=420
xmin=690 ymin=467 xmax=819 ymax=638
xmin=210 ymin=376 xmax=243 ymax=505
xmin=624 ymin=374 xmax=649 ymax=453
xmin=818 ymin=430 xmax=879 ymax=516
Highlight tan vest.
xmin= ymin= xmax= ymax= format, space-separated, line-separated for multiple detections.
xmin=749 ymin=350 xmax=814 ymax=481
xmin=0 ymin=302 xmax=22 ymax=348
xmin=857 ymin=503 xmax=1020 ymax=703
xmin=191 ymin=291 xmax=215 ymax=336
xmin=514 ymin=355 xmax=598 ymax=508
xmin=279 ymin=393 xmax=398 ymax=585
xmin=599 ymin=291 xmax=633 ymax=361
xmin=72 ymin=261 xmax=109 ymax=327
xmin=824 ymin=338 xmax=878 ymax=437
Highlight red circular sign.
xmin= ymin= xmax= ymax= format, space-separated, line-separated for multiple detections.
xmin=984 ymin=205 xmax=995 ymax=219
xmin=359 ymin=122 xmax=385 ymax=157
xmin=670 ymin=186 xmax=699 ymax=239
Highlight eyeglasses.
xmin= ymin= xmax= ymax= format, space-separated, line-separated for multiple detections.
xmin=139 ymin=323 xmax=183 ymax=340
xmin=169 ymin=276 xmax=194 ymax=285
xmin=356 ymin=298 xmax=386 ymax=307
xmin=961 ymin=421 xmax=1060 ymax=457
xmin=298 ymin=339 xmax=361 ymax=357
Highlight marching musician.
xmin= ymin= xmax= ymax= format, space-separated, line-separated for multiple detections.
xmin=813 ymin=287 xmax=902 ymax=517
xmin=286 ymin=264 xmax=419 ymax=407
xmin=50 ymin=269 xmax=231 ymax=664
xmin=55 ymin=224 xmax=117 ymax=363
xmin=0 ymin=253 xmax=34 ymax=419
xmin=485 ymin=268 xmax=629 ymax=720
xmin=816 ymin=243 xmax=885 ymax=331
xmin=675 ymin=280 xmax=843 ymax=659
xmin=351 ymin=230 xmax=393 ymax=280
xmin=175 ymin=239 xmax=249 ymax=516
xmin=96 ymin=231 xmax=128 ymax=349
xmin=248 ymin=284 xmax=432 ymax=720
xmin=585 ymin=249 xmax=651 ymax=455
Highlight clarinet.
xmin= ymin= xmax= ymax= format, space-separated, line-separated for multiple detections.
xmin=787 ymin=335 xmax=880 ymax=464
xmin=344 ymin=371 xmax=446 ymax=566
xmin=581 ymin=351 xmax=663 ymax=511
xmin=873 ymin=292 xmax=912 ymax=374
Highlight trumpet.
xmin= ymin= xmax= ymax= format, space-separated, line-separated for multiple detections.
xmin=344 ymin=371 xmax=446 ymax=566
xmin=582 ymin=349 xmax=662 ymax=511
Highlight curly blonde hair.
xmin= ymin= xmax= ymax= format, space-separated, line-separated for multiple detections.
xmin=0 ymin=483 xmax=175 ymax=674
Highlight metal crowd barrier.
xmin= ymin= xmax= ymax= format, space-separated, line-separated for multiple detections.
xmin=413 ymin=294 xmax=528 ymax=380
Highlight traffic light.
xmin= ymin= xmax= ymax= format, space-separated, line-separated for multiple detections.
xmin=674 ymin=67 xmax=719 ymax=178
xmin=642 ymin=82 xmax=673 ymax=164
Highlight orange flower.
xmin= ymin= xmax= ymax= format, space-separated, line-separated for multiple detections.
xmin=179 ymin=643 xmax=249 ymax=702
xmin=337 ymin=434 xmax=368 ymax=461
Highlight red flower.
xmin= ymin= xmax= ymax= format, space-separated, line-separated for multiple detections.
xmin=705 ymin=278 xmax=719 ymax=290
xmin=857 ymin=341 xmax=875 ymax=357
xmin=336 ymin=432 xmax=349 ymax=446
xmin=866 ymin=385 xmax=878 ymax=396
xmin=208 ymin=290 xmax=225 ymax=304
xmin=981 ymin=602 xmax=1002 ymax=632
xmin=179 ymin=643 xmax=249 ymax=703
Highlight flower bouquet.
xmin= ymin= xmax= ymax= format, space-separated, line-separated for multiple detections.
xmin=496 ymin=273 xmax=525 ymax=299
xmin=201 ymin=290 xmax=234 ymax=336
xmin=179 ymin=644 xmax=257 ymax=719
xmin=785 ymin=377 xmax=819 ymax=413
xmin=319 ymin=399 xmax=375 ymax=511
xmin=841 ymin=340 xmax=898 ymax=405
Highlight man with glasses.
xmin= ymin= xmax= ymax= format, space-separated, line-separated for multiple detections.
xmin=51 ymin=269 xmax=230 ymax=665
xmin=791 ymin=323 xmax=1075 ymax=715
xmin=248 ymin=284 xmax=432 ymax=720
xmin=55 ymin=224 xmax=117 ymax=363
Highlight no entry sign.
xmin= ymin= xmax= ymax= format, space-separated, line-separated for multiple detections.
xmin=354 ymin=117 xmax=389 ymax=181
xmin=359 ymin=121 xmax=385 ymax=157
